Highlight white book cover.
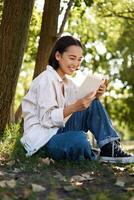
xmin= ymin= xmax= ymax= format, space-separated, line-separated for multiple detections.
xmin=76 ymin=73 xmax=103 ymax=99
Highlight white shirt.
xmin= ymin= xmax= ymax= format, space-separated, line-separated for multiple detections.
xmin=20 ymin=65 xmax=78 ymax=156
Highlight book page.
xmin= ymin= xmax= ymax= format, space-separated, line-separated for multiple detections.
xmin=76 ymin=73 xmax=103 ymax=99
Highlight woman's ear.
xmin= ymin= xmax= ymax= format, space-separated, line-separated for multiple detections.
xmin=55 ymin=51 xmax=61 ymax=61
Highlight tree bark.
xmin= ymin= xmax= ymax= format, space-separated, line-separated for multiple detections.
xmin=10 ymin=100 xmax=15 ymax=123
xmin=15 ymin=0 xmax=74 ymax=123
xmin=57 ymin=0 xmax=74 ymax=38
xmin=0 ymin=0 xmax=34 ymax=133
xmin=15 ymin=104 xmax=22 ymax=123
xmin=33 ymin=0 xmax=60 ymax=78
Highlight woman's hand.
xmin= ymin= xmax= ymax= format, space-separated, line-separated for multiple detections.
xmin=73 ymin=91 xmax=96 ymax=112
xmin=63 ymin=92 xmax=96 ymax=118
xmin=96 ymin=79 xmax=108 ymax=98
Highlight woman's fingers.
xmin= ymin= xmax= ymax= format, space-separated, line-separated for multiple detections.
xmin=96 ymin=82 xmax=107 ymax=98
xmin=98 ymin=85 xmax=106 ymax=92
xmin=104 ymin=79 xmax=109 ymax=87
xmin=85 ymin=91 xmax=96 ymax=99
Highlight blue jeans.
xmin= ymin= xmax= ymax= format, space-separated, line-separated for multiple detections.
xmin=45 ymin=99 xmax=120 ymax=161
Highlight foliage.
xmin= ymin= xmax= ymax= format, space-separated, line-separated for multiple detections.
xmin=66 ymin=0 xmax=134 ymax=139
xmin=0 ymin=0 xmax=3 ymax=23
xmin=74 ymin=0 xmax=94 ymax=7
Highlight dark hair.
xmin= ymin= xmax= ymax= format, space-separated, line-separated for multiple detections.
xmin=48 ymin=35 xmax=83 ymax=70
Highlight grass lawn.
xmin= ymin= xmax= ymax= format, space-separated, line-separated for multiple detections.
xmin=0 ymin=124 xmax=134 ymax=200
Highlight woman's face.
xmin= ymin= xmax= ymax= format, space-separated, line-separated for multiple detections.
xmin=55 ymin=45 xmax=83 ymax=78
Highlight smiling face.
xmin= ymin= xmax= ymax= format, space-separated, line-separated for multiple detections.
xmin=55 ymin=45 xmax=83 ymax=79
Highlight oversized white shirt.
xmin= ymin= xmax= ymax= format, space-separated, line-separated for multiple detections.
xmin=20 ymin=65 xmax=78 ymax=156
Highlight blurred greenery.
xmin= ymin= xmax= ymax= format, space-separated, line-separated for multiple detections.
xmin=66 ymin=0 xmax=134 ymax=140
xmin=0 ymin=0 xmax=3 ymax=22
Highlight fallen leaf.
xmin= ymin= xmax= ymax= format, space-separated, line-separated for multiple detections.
xmin=73 ymin=181 xmax=83 ymax=186
xmin=0 ymin=171 xmax=5 ymax=176
xmin=70 ymin=175 xmax=86 ymax=182
xmin=39 ymin=157 xmax=54 ymax=166
xmin=113 ymin=166 xmax=125 ymax=172
xmin=1 ymin=194 xmax=13 ymax=200
xmin=39 ymin=157 xmax=50 ymax=165
xmin=0 ymin=179 xmax=16 ymax=188
xmin=0 ymin=180 xmax=6 ymax=187
xmin=129 ymin=173 xmax=134 ymax=176
xmin=6 ymin=160 xmax=15 ymax=166
xmin=13 ymin=168 xmax=22 ymax=173
xmin=54 ymin=171 xmax=67 ymax=181
xmin=63 ymin=185 xmax=76 ymax=192
xmin=123 ymin=187 xmax=134 ymax=192
xmin=6 ymin=179 xmax=16 ymax=188
xmin=31 ymin=183 xmax=46 ymax=192
xmin=50 ymin=158 xmax=55 ymax=164
xmin=70 ymin=173 xmax=94 ymax=183
xmin=23 ymin=187 xmax=33 ymax=198
xmin=115 ymin=179 xmax=125 ymax=187
xmin=81 ymin=172 xmax=95 ymax=181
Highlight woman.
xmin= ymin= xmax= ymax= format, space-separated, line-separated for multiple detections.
xmin=21 ymin=35 xmax=134 ymax=163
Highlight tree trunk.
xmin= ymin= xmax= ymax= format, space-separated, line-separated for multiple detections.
xmin=57 ymin=0 xmax=74 ymax=38
xmin=10 ymin=100 xmax=15 ymax=123
xmin=33 ymin=0 xmax=60 ymax=78
xmin=0 ymin=0 xmax=34 ymax=133
xmin=15 ymin=0 xmax=74 ymax=123
xmin=15 ymin=104 xmax=22 ymax=123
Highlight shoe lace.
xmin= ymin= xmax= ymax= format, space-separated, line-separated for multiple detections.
xmin=112 ymin=141 xmax=130 ymax=157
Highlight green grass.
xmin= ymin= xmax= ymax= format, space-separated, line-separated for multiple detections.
xmin=0 ymin=123 xmax=23 ymax=159
xmin=0 ymin=123 xmax=106 ymax=170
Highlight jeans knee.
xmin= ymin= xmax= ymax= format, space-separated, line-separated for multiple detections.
xmin=73 ymin=131 xmax=90 ymax=148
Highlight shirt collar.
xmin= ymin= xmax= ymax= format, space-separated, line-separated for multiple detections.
xmin=46 ymin=65 xmax=67 ymax=83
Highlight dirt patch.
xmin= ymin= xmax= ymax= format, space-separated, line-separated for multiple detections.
xmin=0 ymin=158 xmax=134 ymax=200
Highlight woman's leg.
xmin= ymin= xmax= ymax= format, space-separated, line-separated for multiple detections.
xmin=54 ymin=99 xmax=134 ymax=163
xmin=57 ymin=99 xmax=120 ymax=148
xmin=45 ymin=131 xmax=96 ymax=161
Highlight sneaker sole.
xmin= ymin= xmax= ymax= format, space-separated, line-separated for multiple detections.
xmin=99 ymin=156 xmax=134 ymax=164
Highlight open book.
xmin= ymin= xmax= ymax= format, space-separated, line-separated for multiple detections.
xmin=76 ymin=73 xmax=104 ymax=99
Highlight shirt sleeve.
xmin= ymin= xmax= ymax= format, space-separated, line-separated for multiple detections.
xmin=37 ymin=78 xmax=65 ymax=128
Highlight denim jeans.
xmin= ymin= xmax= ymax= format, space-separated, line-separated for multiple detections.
xmin=45 ymin=99 xmax=120 ymax=161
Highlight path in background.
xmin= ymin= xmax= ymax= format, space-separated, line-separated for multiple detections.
xmin=122 ymin=140 xmax=134 ymax=151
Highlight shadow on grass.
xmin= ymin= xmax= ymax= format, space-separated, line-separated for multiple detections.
xmin=0 ymin=124 xmax=134 ymax=200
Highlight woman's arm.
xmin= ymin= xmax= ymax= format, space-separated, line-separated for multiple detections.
xmin=63 ymin=91 xmax=96 ymax=118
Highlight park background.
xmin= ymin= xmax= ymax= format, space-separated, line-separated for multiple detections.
xmin=0 ymin=1 xmax=134 ymax=200
xmin=0 ymin=0 xmax=134 ymax=141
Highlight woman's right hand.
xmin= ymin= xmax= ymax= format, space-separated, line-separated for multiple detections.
xmin=73 ymin=91 xmax=96 ymax=112
xmin=63 ymin=91 xmax=96 ymax=118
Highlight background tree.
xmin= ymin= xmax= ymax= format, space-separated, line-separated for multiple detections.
xmin=33 ymin=0 xmax=60 ymax=78
xmin=33 ymin=0 xmax=75 ymax=78
xmin=0 ymin=0 xmax=34 ymax=133
xmin=14 ymin=0 xmax=74 ymax=122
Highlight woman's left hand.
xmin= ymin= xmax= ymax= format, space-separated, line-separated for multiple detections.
xmin=96 ymin=79 xmax=108 ymax=98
